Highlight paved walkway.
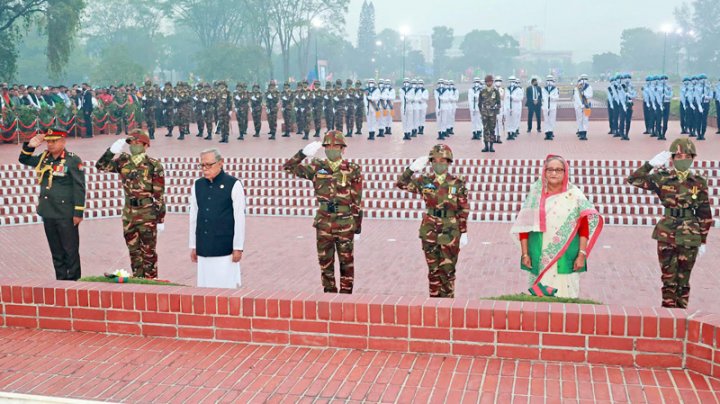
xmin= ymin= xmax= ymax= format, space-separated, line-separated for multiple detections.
xmin=0 ymin=328 xmax=717 ymax=403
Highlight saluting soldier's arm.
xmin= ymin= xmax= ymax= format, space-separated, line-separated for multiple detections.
xmin=69 ymin=156 xmax=86 ymax=218
xmin=95 ymin=149 xmax=120 ymax=172
xmin=626 ymin=162 xmax=661 ymax=193
xmin=153 ymin=162 xmax=166 ymax=224
xmin=457 ymin=179 xmax=470 ymax=233
xmin=18 ymin=143 xmax=42 ymax=167
xmin=283 ymin=150 xmax=316 ymax=180
xmin=396 ymin=167 xmax=424 ymax=194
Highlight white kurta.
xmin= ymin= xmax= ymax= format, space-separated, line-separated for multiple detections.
xmin=189 ymin=179 xmax=246 ymax=288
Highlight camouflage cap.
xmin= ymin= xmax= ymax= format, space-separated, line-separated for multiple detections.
xmin=322 ymin=130 xmax=347 ymax=147
xmin=429 ymin=144 xmax=453 ymax=162
xmin=126 ymin=129 xmax=151 ymax=146
xmin=335 ymin=78 xmax=343 ymax=85
xmin=669 ymin=137 xmax=696 ymax=156
xmin=355 ymin=80 xmax=362 ymax=86
xmin=346 ymin=78 xmax=353 ymax=85
xmin=144 ymin=80 xmax=152 ymax=86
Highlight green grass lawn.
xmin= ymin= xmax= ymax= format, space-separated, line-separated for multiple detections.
xmin=488 ymin=294 xmax=601 ymax=305
xmin=79 ymin=276 xmax=185 ymax=286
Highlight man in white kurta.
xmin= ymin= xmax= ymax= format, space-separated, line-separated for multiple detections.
xmin=189 ymin=148 xmax=246 ymax=288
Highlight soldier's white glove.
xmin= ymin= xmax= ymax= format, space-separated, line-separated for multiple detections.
xmin=698 ymin=244 xmax=706 ymax=257
xmin=354 ymin=234 xmax=361 ymax=242
xmin=229 ymin=111 xmax=233 ymax=116
xmin=460 ymin=233 xmax=468 ymax=248
xmin=302 ymin=141 xmax=322 ymax=157
xmin=202 ymin=98 xmax=208 ymax=102
xmin=235 ymin=95 xmax=240 ymax=101
xmin=649 ymin=151 xmax=672 ymax=168
xmin=193 ymin=96 xmax=198 ymax=101
xmin=142 ymin=96 xmax=147 ymax=101
xmin=300 ymin=108 xmax=305 ymax=112
xmin=409 ymin=155 xmax=430 ymax=172
xmin=334 ymin=97 xmax=340 ymax=102
xmin=251 ymin=96 xmax=257 ymax=101
xmin=162 ymin=98 xmax=167 ymax=103
xmin=110 ymin=138 xmax=127 ymax=154
xmin=157 ymin=223 xmax=165 ymax=233
xmin=267 ymin=94 xmax=273 ymax=99
xmin=174 ymin=97 xmax=179 ymax=102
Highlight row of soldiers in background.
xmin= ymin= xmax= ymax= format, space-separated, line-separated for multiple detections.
xmin=397 ymin=78 xmax=430 ymax=140
xmin=679 ymin=75 xmax=718 ymax=141
xmin=606 ymin=73 xmax=638 ymax=141
xmin=140 ymin=78 xmax=405 ymax=143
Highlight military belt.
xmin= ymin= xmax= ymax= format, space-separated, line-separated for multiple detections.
xmin=427 ymin=209 xmax=456 ymax=218
xmin=664 ymin=207 xmax=696 ymax=219
xmin=128 ymin=197 xmax=154 ymax=208
xmin=319 ymin=202 xmax=351 ymax=214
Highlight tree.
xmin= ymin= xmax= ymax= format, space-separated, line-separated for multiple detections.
xmin=675 ymin=0 xmax=720 ymax=75
xmin=91 ymin=46 xmax=147 ymax=86
xmin=0 ymin=0 xmax=85 ymax=79
xmin=356 ymin=0 xmax=375 ymax=78
xmin=405 ymin=50 xmax=426 ymax=77
xmin=375 ymin=29 xmax=402 ymax=77
xmin=196 ymin=44 xmax=268 ymax=82
xmin=620 ymin=28 xmax=664 ymax=71
xmin=459 ymin=30 xmax=519 ymax=74
xmin=431 ymin=26 xmax=454 ymax=75
xmin=168 ymin=0 xmax=253 ymax=48
xmin=592 ymin=52 xmax=622 ymax=75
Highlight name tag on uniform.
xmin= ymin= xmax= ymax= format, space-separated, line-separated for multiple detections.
xmin=661 ymin=185 xmax=675 ymax=191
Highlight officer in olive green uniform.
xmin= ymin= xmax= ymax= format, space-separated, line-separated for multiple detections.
xmin=96 ymin=130 xmax=166 ymax=279
xmin=250 ymin=84 xmax=263 ymax=137
xmin=345 ymin=79 xmax=356 ymax=137
xmin=162 ymin=82 xmax=176 ymax=137
xmin=354 ymin=80 xmax=365 ymax=135
xmin=215 ymin=81 xmax=233 ymax=143
xmin=283 ymin=131 xmax=363 ymax=293
xmin=323 ymin=81 xmax=335 ymax=132
xmin=333 ymin=79 xmax=346 ymax=132
xmin=627 ymin=138 xmax=713 ymax=308
xmin=311 ymin=80 xmax=323 ymax=138
xmin=265 ymin=81 xmax=279 ymax=139
xmin=141 ymin=80 xmax=158 ymax=139
xmin=396 ymin=144 xmax=470 ymax=298
xmin=281 ymin=82 xmax=294 ymax=137
xmin=234 ymin=83 xmax=249 ymax=140
xmin=19 ymin=128 xmax=86 ymax=280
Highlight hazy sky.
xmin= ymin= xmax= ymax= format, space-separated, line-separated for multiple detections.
xmin=345 ymin=0 xmax=686 ymax=62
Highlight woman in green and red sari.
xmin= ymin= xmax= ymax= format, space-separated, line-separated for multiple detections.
xmin=510 ymin=155 xmax=604 ymax=297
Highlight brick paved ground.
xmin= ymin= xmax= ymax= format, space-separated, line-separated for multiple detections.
xmin=0 ymin=328 xmax=718 ymax=403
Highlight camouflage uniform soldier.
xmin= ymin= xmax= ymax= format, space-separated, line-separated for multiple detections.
xmin=297 ymin=81 xmax=311 ymax=139
xmin=396 ymin=144 xmax=470 ymax=298
xmin=215 ymin=81 xmax=233 ymax=143
xmin=194 ymin=84 xmax=206 ymax=137
xmin=162 ymin=82 xmax=176 ymax=137
xmin=265 ymin=81 xmax=279 ymax=139
xmin=234 ymin=83 xmax=249 ymax=140
xmin=141 ymin=80 xmax=158 ymax=139
xmin=345 ymin=79 xmax=355 ymax=137
xmin=311 ymin=80 xmax=323 ymax=138
xmin=281 ymin=82 xmax=294 ymax=137
xmin=323 ymin=81 xmax=335 ymax=132
xmin=283 ymin=131 xmax=363 ymax=293
xmin=354 ymin=80 xmax=365 ymax=135
xmin=478 ymin=74 xmax=501 ymax=153
xmin=626 ymin=138 xmax=713 ymax=308
xmin=203 ymin=83 xmax=217 ymax=140
xmin=176 ymin=82 xmax=193 ymax=140
xmin=334 ymin=79 xmax=346 ymax=132
xmin=96 ymin=130 xmax=166 ymax=279
xmin=113 ymin=87 xmax=130 ymax=136
xmin=250 ymin=84 xmax=263 ymax=137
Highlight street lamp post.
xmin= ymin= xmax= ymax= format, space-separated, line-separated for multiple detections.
xmin=661 ymin=23 xmax=673 ymax=75
xmin=399 ymin=26 xmax=410 ymax=79
xmin=375 ymin=40 xmax=382 ymax=78
xmin=312 ymin=18 xmax=323 ymax=83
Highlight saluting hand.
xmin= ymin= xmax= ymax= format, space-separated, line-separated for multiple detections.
xmin=28 ymin=133 xmax=45 ymax=148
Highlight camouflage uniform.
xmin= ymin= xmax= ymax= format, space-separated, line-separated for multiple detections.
xmin=112 ymin=88 xmax=130 ymax=135
xmin=176 ymin=82 xmax=193 ymax=139
xmin=281 ymin=83 xmax=294 ymax=137
xmin=203 ymin=83 xmax=216 ymax=140
xmin=141 ymin=80 xmax=158 ymax=139
xmin=396 ymin=145 xmax=470 ymax=298
xmin=283 ymin=131 xmax=363 ymax=293
xmin=265 ymin=82 xmax=279 ymax=139
xmin=234 ymin=83 xmax=249 ymax=139
xmin=478 ymin=85 xmax=501 ymax=151
xmin=193 ymin=85 xmax=205 ymax=137
xmin=333 ymin=79 xmax=346 ymax=132
xmin=354 ymin=80 xmax=365 ymax=134
xmin=297 ymin=82 xmax=311 ymax=139
xmin=344 ymin=79 xmax=355 ymax=137
xmin=215 ymin=81 xmax=232 ymax=143
xmin=250 ymin=84 xmax=263 ymax=136
xmin=311 ymin=81 xmax=323 ymax=138
xmin=161 ymin=83 xmax=176 ymax=137
xmin=95 ymin=131 xmax=166 ymax=279
xmin=627 ymin=138 xmax=713 ymax=308
xmin=323 ymin=82 xmax=335 ymax=131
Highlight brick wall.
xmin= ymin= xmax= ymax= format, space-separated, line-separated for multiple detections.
xmin=1 ymin=279 xmax=718 ymax=377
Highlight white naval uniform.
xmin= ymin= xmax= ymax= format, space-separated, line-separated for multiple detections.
xmin=573 ymin=83 xmax=594 ymax=131
xmin=504 ymin=85 xmax=524 ymax=133
xmin=541 ymin=85 xmax=560 ymax=132
xmin=366 ymin=86 xmax=382 ymax=133
xmin=468 ymin=85 xmax=483 ymax=133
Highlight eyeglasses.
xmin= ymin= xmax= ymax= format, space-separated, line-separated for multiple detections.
xmin=198 ymin=161 xmax=220 ymax=169
xmin=545 ymin=168 xmax=565 ymax=174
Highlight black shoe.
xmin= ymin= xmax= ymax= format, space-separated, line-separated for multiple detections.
xmin=282 ymin=132 xmax=290 ymax=137
xmin=346 ymin=131 xmax=352 ymax=138
xmin=237 ymin=135 xmax=244 ymax=140
xmin=622 ymin=135 xmax=629 ymax=141
xmin=643 ymin=131 xmax=650 ymax=134
xmin=403 ymin=133 xmax=411 ymax=140
xmin=716 ymin=130 xmax=720 ymax=134
xmin=579 ymin=131 xmax=588 ymax=140
xmin=657 ymin=135 xmax=666 ymax=140
xmin=448 ymin=128 xmax=454 ymax=135
xmin=220 ymin=136 xmax=228 ymax=143
xmin=165 ymin=132 xmax=173 ymax=137
xmin=537 ymin=129 xmax=541 ymax=133
xmin=177 ymin=134 xmax=185 ymax=140
xmin=527 ymin=129 xmax=532 ymax=133
xmin=489 ymin=143 xmax=495 ymax=152
xmin=481 ymin=142 xmax=489 ymax=152
xmin=419 ymin=126 xmax=424 ymax=135
xmin=550 ymin=131 xmax=555 ymax=139
xmin=378 ymin=129 xmax=384 ymax=137
xmin=544 ymin=132 xmax=552 ymax=140
xmin=437 ymin=132 xmax=444 ymax=140
xmin=314 ymin=130 xmax=320 ymax=138
xmin=386 ymin=127 xmax=392 ymax=135
xmin=355 ymin=130 xmax=362 ymax=135
xmin=368 ymin=131 xmax=375 ymax=140
xmin=204 ymin=134 xmax=212 ymax=140
xmin=253 ymin=132 xmax=260 ymax=137
xmin=698 ymin=135 xmax=705 ymax=141
xmin=302 ymin=132 xmax=308 ymax=140
xmin=411 ymin=129 xmax=417 ymax=137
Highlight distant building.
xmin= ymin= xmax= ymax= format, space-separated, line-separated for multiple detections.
xmin=406 ymin=34 xmax=433 ymax=61
xmin=517 ymin=26 xmax=545 ymax=51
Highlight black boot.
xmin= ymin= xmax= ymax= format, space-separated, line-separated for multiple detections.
xmin=355 ymin=129 xmax=362 ymax=135
xmin=149 ymin=128 xmax=155 ymax=140
xmin=253 ymin=131 xmax=260 ymax=137
xmin=481 ymin=142 xmax=489 ymax=152
xmin=550 ymin=131 xmax=555 ymax=139
xmin=314 ymin=129 xmax=320 ymax=138
xmin=204 ymin=133 xmax=212 ymax=140
xmin=220 ymin=134 xmax=228 ymax=143
xmin=269 ymin=132 xmax=276 ymax=140
xmin=544 ymin=132 xmax=552 ymax=140
xmin=419 ymin=126 xmax=424 ymax=134
xmin=448 ymin=127 xmax=454 ymax=135
xmin=378 ymin=129 xmax=385 ymax=137
xmin=177 ymin=132 xmax=185 ymax=140
xmin=302 ymin=131 xmax=309 ymax=140
xmin=282 ymin=131 xmax=290 ymax=137
xmin=346 ymin=130 xmax=352 ymax=138
xmin=368 ymin=131 xmax=375 ymax=140
xmin=197 ymin=130 xmax=203 ymax=137
xmin=579 ymin=131 xmax=588 ymax=140
xmin=403 ymin=132 xmax=411 ymax=140
xmin=386 ymin=127 xmax=392 ymax=135
xmin=489 ymin=142 xmax=495 ymax=152
xmin=411 ymin=129 xmax=417 ymax=137
xmin=437 ymin=131 xmax=445 ymax=140
xmin=496 ymin=135 xmax=503 ymax=144
xmin=622 ymin=133 xmax=629 ymax=141
xmin=237 ymin=133 xmax=244 ymax=140
xmin=697 ymin=134 xmax=705 ymax=140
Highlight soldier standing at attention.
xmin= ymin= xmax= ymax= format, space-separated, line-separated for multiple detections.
xmin=203 ymin=82 xmax=217 ymax=140
xmin=354 ymin=80 xmax=365 ymax=135
xmin=344 ymin=79 xmax=355 ymax=137
xmin=234 ymin=83 xmax=249 ymax=140
xmin=96 ymin=130 xmax=166 ymax=279
xmin=396 ymin=144 xmax=469 ymax=298
xmin=283 ymin=131 xmax=363 ymax=294
xmin=281 ymin=82 xmax=294 ymax=137
xmin=478 ymin=75 xmax=501 ymax=153
xmin=141 ymin=80 xmax=158 ymax=139
xmin=250 ymin=84 xmax=263 ymax=137
xmin=265 ymin=81 xmax=279 ymax=140
xmin=297 ymin=81 xmax=311 ymax=140
xmin=333 ymin=79 xmax=346 ymax=133
xmin=19 ymin=128 xmax=86 ymax=280
xmin=162 ymin=82 xmax=176 ymax=138
xmin=626 ymin=138 xmax=712 ymax=308
xmin=323 ymin=81 xmax=335 ymax=133
xmin=176 ymin=82 xmax=192 ymax=140
xmin=311 ymin=80 xmax=324 ymax=138
xmin=215 ymin=81 xmax=233 ymax=143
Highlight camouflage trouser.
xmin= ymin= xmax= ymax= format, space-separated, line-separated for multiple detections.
xmin=313 ymin=108 xmax=322 ymax=131
xmin=482 ymin=113 xmax=496 ymax=143
xmin=216 ymin=111 xmax=230 ymax=137
xmin=345 ymin=104 xmax=355 ymax=134
xmin=178 ymin=105 xmax=192 ymax=134
xmin=314 ymin=215 xmax=355 ymax=294
xmin=196 ymin=109 xmax=206 ymax=134
xmin=324 ymin=107 xmax=334 ymax=131
xmin=165 ymin=107 xmax=174 ymax=130
xmin=297 ymin=109 xmax=308 ymax=133
xmin=204 ymin=108 xmax=215 ymax=135
xmin=123 ymin=209 xmax=158 ymax=279
xmin=144 ymin=107 xmax=156 ymax=134
xmin=657 ymin=241 xmax=699 ymax=308
xmin=237 ymin=107 xmax=248 ymax=134
xmin=355 ymin=106 xmax=364 ymax=132
xmin=421 ymin=236 xmax=460 ymax=298
xmin=252 ymin=108 xmax=262 ymax=133
xmin=282 ymin=108 xmax=293 ymax=133
xmin=267 ymin=108 xmax=278 ymax=134
xmin=334 ymin=108 xmax=345 ymax=132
